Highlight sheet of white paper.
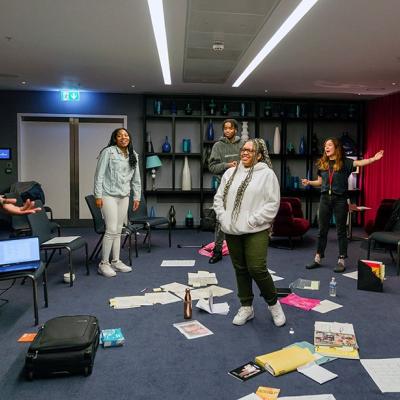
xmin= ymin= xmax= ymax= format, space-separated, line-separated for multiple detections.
xmin=312 ymin=300 xmax=343 ymax=314
xmin=188 ymin=271 xmax=218 ymax=287
xmin=161 ymin=260 xmax=195 ymax=267
xmin=237 ymin=394 xmax=260 ymax=400
xmin=267 ymin=269 xmax=276 ymax=274
xmin=297 ymin=362 xmax=338 ymax=384
xmin=160 ymin=282 xmax=191 ymax=294
xmin=144 ymin=292 xmax=181 ymax=304
xmin=110 ymin=296 xmax=152 ymax=309
xmin=43 ymin=236 xmax=80 ymax=245
xmin=279 ymin=395 xmax=336 ymax=400
xmin=272 ymin=274 xmax=284 ymax=282
xmin=196 ymin=298 xmax=229 ymax=315
xmin=361 ymin=358 xmax=400 ymax=393
xmin=343 ymin=271 xmax=358 ymax=280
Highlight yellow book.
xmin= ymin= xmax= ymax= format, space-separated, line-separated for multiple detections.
xmin=255 ymin=346 xmax=314 ymax=376
xmin=315 ymin=345 xmax=360 ymax=360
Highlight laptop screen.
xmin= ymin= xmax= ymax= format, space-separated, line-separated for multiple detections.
xmin=0 ymin=237 xmax=40 ymax=265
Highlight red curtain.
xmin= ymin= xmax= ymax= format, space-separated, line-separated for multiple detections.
xmin=363 ymin=92 xmax=400 ymax=227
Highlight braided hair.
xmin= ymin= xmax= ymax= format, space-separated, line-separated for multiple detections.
xmin=102 ymin=128 xmax=137 ymax=169
xmin=222 ymin=138 xmax=272 ymax=221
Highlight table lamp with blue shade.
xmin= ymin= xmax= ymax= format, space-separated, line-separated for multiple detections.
xmin=146 ymin=155 xmax=162 ymax=190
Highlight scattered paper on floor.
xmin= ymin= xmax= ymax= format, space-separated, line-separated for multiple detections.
xmin=297 ymin=361 xmax=338 ymax=384
xmin=312 ymin=299 xmax=343 ymax=314
xmin=361 ymin=358 xmax=400 ymax=393
xmin=188 ymin=271 xmax=218 ymax=287
xmin=161 ymin=260 xmax=195 ymax=267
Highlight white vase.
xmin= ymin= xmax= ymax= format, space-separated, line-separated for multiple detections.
xmin=241 ymin=121 xmax=249 ymax=142
xmin=273 ymin=126 xmax=281 ymax=154
xmin=182 ymin=156 xmax=191 ymax=191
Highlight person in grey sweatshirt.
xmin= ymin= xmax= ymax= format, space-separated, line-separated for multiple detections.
xmin=213 ymin=138 xmax=286 ymax=327
xmin=208 ymin=119 xmax=242 ymax=263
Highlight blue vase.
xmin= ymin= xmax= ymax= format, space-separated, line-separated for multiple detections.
xmin=162 ymin=136 xmax=171 ymax=153
xmin=182 ymin=138 xmax=191 ymax=153
xmin=206 ymin=120 xmax=215 ymax=141
xmin=153 ymin=100 xmax=162 ymax=115
xmin=299 ymin=136 xmax=306 ymax=155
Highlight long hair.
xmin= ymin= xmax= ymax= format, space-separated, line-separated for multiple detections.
xmin=222 ymin=138 xmax=272 ymax=221
xmin=316 ymin=137 xmax=344 ymax=171
xmin=101 ymin=128 xmax=137 ymax=169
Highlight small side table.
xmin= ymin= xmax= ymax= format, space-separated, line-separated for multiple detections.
xmin=347 ymin=205 xmax=371 ymax=240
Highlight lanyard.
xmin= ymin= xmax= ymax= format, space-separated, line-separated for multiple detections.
xmin=328 ymin=166 xmax=334 ymax=195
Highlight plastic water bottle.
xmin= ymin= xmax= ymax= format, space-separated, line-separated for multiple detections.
xmin=329 ymin=277 xmax=337 ymax=297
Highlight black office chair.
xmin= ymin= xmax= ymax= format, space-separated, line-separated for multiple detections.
xmin=0 ymin=262 xmax=48 ymax=325
xmin=367 ymin=200 xmax=400 ymax=275
xmin=85 ymin=194 xmax=140 ymax=264
xmin=4 ymin=193 xmax=60 ymax=238
xmin=27 ymin=201 xmax=89 ymax=286
xmin=128 ymin=194 xmax=171 ymax=252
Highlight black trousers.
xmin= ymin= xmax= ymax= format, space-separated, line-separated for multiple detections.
xmin=317 ymin=193 xmax=348 ymax=258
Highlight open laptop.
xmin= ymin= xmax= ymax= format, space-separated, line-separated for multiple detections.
xmin=0 ymin=237 xmax=41 ymax=273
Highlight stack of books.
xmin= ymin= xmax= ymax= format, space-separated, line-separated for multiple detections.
xmin=314 ymin=321 xmax=359 ymax=359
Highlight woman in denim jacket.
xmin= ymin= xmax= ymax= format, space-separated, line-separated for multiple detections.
xmin=94 ymin=128 xmax=141 ymax=277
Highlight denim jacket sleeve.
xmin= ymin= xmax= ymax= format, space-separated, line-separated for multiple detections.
xmin=94 ymin=148 xmax=110 ymax=199
xmin=131 ymin=152 xmax=141 ymax=201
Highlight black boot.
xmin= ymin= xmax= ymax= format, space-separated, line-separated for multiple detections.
xmin=209 ymin=252 xmax=223 ymax=264
xmin=306 ymin=261 xmax=321 ymax=269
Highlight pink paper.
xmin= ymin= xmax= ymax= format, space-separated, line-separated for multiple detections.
xmin=279 ymin=293 xmax=321 ymax=311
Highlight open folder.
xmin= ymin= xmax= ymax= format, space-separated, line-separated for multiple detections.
xmin=357 ymin=259 xmax=384 ymax=292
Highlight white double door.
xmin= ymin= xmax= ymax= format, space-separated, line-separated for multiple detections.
xmin=18 ymin=115 xmax=126 ymax=221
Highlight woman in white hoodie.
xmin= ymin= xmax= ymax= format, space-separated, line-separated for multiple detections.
xmin=213 ymin=138 xmax=286 ymax=327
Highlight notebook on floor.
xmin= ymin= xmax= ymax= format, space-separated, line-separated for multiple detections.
xmin=0 ymin=237 xmax=41 ymax=273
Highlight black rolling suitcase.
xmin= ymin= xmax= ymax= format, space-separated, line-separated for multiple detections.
xmin=25 ymin=315 xmax=100 ymax=380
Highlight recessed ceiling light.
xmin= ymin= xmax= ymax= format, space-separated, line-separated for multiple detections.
xmin=21 ymin=81 xmax=27 ymax=85
xmin=392 ymin=82 xmax=397 ymax=86
xmin=233 ymin=0 xmax=319 ymax=87
xmin=131 ymin=84 xmax=135 ymax=88
xmin=264 ymin=89 xmax=268 ymax=93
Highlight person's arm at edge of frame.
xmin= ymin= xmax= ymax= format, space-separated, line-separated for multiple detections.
xmin=0 ymin=196 xmax=41 ymax=215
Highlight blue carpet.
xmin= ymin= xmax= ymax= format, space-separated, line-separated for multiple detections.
xmin=0 ymin=227 xmax=399 ymax=400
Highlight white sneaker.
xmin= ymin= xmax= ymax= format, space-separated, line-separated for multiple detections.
xmin=268 ymin=302 xmax=286 ymax=327
xmin=98 ymin=261 xmax=117 ymax=277
xmin=232 ymin=306 xmax=254 ymax=326
xmin=111 ymin=260 xmax=132 ymax=273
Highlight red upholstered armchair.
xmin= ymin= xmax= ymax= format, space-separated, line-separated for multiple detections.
xmin=271 ymin=197 xmax=310 ymax=248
